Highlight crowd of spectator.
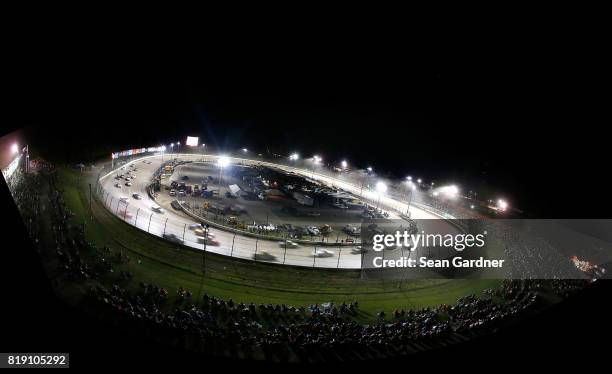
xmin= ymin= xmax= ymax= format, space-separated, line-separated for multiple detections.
xmin=485 ymin=221 xmax=584 ymax=279
xmin=5 ymin=160 xmax=595 ymax=361
xmin=84 ymin=277 xmax=587 ymax=361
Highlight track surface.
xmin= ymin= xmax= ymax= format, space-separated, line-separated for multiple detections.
xmin=98 ymin=154 xmax=447 ymax=269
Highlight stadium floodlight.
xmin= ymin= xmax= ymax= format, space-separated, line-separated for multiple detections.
xmin=375 ymin=181 xmax=387 ymax=210
xmin=217 ymin=156 xmax=231 ymax=168
xmin=367 ymin=167 xmax=372 ymax=172
xmin=498 ymin=199 xmax=508 ymax=211
xmin=242 ymin=148 xmax=248 ymax=153
xmin=311 ymin=155 xmax=322 ymax=178
xmin=289 ymin=153 xmax=299 ymax=161
xmin=341 ymin=160 xmax=348 ymax=169
xmin=439 ymin=184 xmax=459 ymax=198
xmin=417 ymin=178 xmax=422 ymax=184
xmin=11 ymin=143 xmax=18 ymax=154
xmin=161 ymin=145 xmax=166 ymax=151
xmin=406 ymin=176 xmax=412 ymax=181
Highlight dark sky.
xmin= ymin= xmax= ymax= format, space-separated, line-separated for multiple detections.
xmin=3 ymin=32 xmax=609 ymax=217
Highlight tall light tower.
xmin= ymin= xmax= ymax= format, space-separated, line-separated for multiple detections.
xmin=217 ymin=156 xmax=230 ymax=194
xmin=289 ymin=153 xmax=299 ymax=168
xmin=375 ymin=181 xmax=387 ymax=211
xmin=25 ymin=145 xmax=29 ymax=173
xmin=160 ymin=145 xmax=166 ymax=162
xmin=404 ymin=179 xmax=416 ymax=215
xmin=312 ymin=155 xmax=321 ymax=178
xmin=360 ymin=166 xmax=373 ymax=196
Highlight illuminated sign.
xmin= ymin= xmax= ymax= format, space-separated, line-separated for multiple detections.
xmin=111 ymin=146 xmax=166 ymax=160
xmin=186 ymin=136 xmax=199 ymax=147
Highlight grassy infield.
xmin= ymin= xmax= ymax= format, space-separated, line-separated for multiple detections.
xmin=58 ymin=167 xmax=500 ymax=323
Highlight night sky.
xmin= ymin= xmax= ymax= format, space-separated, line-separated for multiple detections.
xmin=3 ymin=37 xmax=608 ymax=218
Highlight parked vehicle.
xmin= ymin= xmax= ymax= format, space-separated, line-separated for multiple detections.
xmin=343 ymin=225 xmax=361 ymax=236
xmin=307 ymin=226 xmax=321 ymax=235
xmin=320 ymin=224 xmax=333 ymax=234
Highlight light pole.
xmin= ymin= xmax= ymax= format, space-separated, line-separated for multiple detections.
xmin=217 ymin=156 xmax=230 ymax=195
xmin=312 ymin=155 xmax=321 ymax=178
xmin=25 ymin=145 xmax=29 ymax=173
xmin=360 ymin=167 xmax=372 ymax=196
xmin=376 ymin=181 xmax=387 ymax=211
xmin=202 ymin=224 xmax=209 ymax=274
xmin=405 ymin=179 xmax=416 ymax=215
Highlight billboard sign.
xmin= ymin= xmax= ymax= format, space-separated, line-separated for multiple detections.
xmin=186 ymin=136 xmax=199 ymax=147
